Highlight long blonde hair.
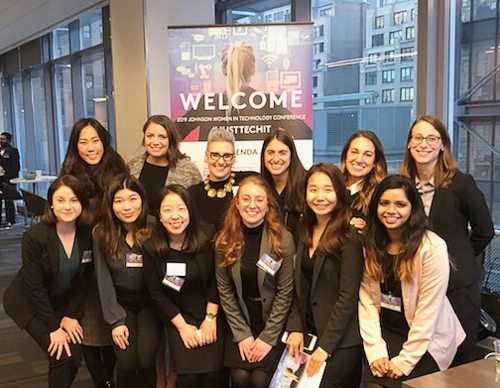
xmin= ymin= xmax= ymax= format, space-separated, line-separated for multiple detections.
xmin=221 ymin=41 xmax=255 ymax=109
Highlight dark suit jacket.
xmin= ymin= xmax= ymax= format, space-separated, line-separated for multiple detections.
xmin=286 ymin=234 xmax=364 ymax=354
xmin=0 ymin=144 xmax=20 ymax=182
xmin=3 ymin=222 xmax=93 ymax=332
xmin=216 ymin=226 xmax=295 ymax=346
xmin=428 ymin=171 xmax=494 ymax=290
xmin=142 ymin=236 xmax=219 ymax=324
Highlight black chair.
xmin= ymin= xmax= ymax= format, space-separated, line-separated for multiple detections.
xmin=21 ymin=189 xmax=47 ymax=224
xmin=1 ymin=183 xmax=25 ymax=225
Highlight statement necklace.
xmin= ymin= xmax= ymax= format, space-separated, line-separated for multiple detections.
xmin=204 ymin=173 xmax=235 ymax=198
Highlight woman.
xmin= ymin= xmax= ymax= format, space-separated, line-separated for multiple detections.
xmin=94 ymin=174 xmax=160 ymax=388
xmin=189 ymin=127 xmax=255 ymax=229
xmin=359 ymin=175 xmax=465 ymax=388
xmin=261 ymin=129 xmax=306 ymax=231
xmin=143 ymin=185 xmax=224 ymax=388
xmin=400 ymin=115 xmax=494 ymax=364
xmin=175 ymin=41 xmax=311 ymax=141
xmin=4 ymin=175 xmax=93 ymax=387
xmin=128 ymin=115 xmax=201 ymax=215
xmin=340 ymin=130 xmax=387 ymax=230
xmin=286 ymin=163 xmax=364 ymax=387
xmin=215 ymin=175 xmax=295 ymax=388
xmin=60 ymin=118 xmax=127 ymax=387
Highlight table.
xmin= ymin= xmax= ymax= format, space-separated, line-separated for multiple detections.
xmin=10 ymin=175 xmax=57 ymax=194
xmin=403 ymin=358 xmax=500 ymax=388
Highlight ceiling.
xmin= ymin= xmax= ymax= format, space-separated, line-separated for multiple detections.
xmin=0 ymin=0 xmax=106 ymax=54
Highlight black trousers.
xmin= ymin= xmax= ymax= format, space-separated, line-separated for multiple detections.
xmin=25 ymin=314 xmax=82 ymax=388
xmin=113 ymin=305 xmax=160 ymax=388
xmin=319 ymin=345 xmax=362 ymax=388
xmin=0 ymin=182 xmax=16 ymax=223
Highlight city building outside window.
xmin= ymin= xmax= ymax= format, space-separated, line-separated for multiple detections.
xmin=406 ymin=26 xmax=415 ymax=40
xmin=372 ymin=33 xmax=384 ymax=47
xmin=394 ymin=10 xmax=407 ymax=25
xmin=382 ymin=69 xmax=395 ymax=84
xmin=401 ymin=66 xmax=414 ymax=81
xmin=384 ymin=50 xmax=395 ymax=62
xmin=400 ymin=86 xmax=414 ymax=101
xmin=365 ymin=71 xmax=377 ymax=86
xmin=375 ymin=15 xmax=384 ymax=29
xmin=382 ymin=88 xmax=395 ymax=103
xmin=401 ymin=46 xmax=414 ymax=61
xmin=389 ymin=30 xmax=402 ymax=45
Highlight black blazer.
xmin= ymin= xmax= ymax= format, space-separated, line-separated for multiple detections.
xmin=286 ymin=234 xmax=364 ymax=354
xmin=428 ymin=171 xmax=494 ymax=291
xmin=142 ymin=236 xmax=219 ymax=325
xmin=0 ymin=144 xmax=20 ymax=181
xmin=3 ymin=222 xmax=93 ymax=332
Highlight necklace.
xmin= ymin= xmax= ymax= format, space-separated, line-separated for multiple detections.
xmin=204 ymin=173 xmax=235 ymax=198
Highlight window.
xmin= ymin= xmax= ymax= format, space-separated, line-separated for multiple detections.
xmin=382 ymin=69 xmax=395 ymax=83
xmin=401 ymin=67 xmax=414 ymax=81
xmin=319 ymin=8 xmax=332 ymax=17
xmin=411 ymin=8 xmax=416 ymax=21
xmin=53 ymin=61 xmax=74 ymax=158
xmin=30 ymin=67 xmax=50 ymax=173
xmin=313 ymin=76 xmax=318 ymax=88
xmin=51 ymin=26 xmax=70 ymax=60
xmin=382 ymin=89 xmax=394 ymax=103
xmin=314 ymin=59 xmax=321 ymax=70
xmin=394 ymin=11 xmax=407 ymax=25
xmin=406 ymin=26 xmax=415 ymax=40
xmin=224 ymin=2 xmax=291 ymax=24
xmin=81 ymin=51 xmax=107 ymax=126
xmin=401 ymin=47 xmax=414 ymax=61
xmin=400 ymin=86 xmax=414 ymax=101
xmin=384 ymin=50 xmax=395 ymax=62
xmin=372 ymin=33 xmax=384 ymax=47
xmin=375 ymin=16 xmax=384 ymax=29
xmin=313 ymin=42 xmax=324 ymax=54
xmin=389 ymin=30 xmax=402 ymax=45
xmin=368 ymin=53 xmax=379 ymax=64
xmin=364 ymin=91 xmax=375 ymax=104
xmin=314 ymin=25 xmax=324 ymax=38
xmin=79 ymin=9 xmax=103 ymax=50
xmin=365 ymin=72 xmax=377 ymax=85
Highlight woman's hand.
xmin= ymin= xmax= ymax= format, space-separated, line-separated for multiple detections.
xmin=249 ymin=337 xmax=272 ymax=363
xmin=387 ymin=360 xmax=404 ymax=379
xmin=60 ymin=317 xmax=84 ymax=344
xmin=286 ymin=332 xmax=304 ymax=363
xmin=48 ymin=328 xmax=71 ymax=360
xmin=112 ymin=325 xmax=130 ymax=350
xmin=200 ymin=318 xmax=217 ymax=345
xmin=306 ymin=347 xmax=328 ymax=377
xmin=237 ymin=336 xmax=255 ymax=362
xmin=178 ymin=323 xmax=201 ymax=349
xmin=370 ymin=357 xmax=390 ymax=377
xmin=350 ymin=217 xmax=366 ymax=232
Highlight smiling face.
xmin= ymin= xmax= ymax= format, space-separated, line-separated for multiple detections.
xmin=264 ymin=139 xmax=291 ymax=180
xmin=112 ymin=188 xmax=143 ymax=225
xmin=345 ymin=136 xmax=376 ymax=183
xmin=52 ymin=185 xmax=82 ymax=224
xmin=408 ymin=121 xmax=443 ymax=170
xmin=377 ymin=188 xmax=412 ymax=232
xmin=144 ymin=123 xmax=169 ymax=159
xmin=205 ymin=141 xmax=235 ymax=182
xmin=77 ymin=125 xmax=104 ymax=165
xmin=160 ymin=192 xmax=190 ymax=238
xmin=236 ymin=182 xmax=268 ymax=228
xmin=306 ymin=172 xmax=337 ymax=219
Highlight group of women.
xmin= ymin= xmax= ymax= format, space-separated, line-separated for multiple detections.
xmin=2 ymin=111 xmax=494 ymax=388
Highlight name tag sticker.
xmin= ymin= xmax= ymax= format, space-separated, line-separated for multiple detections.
xmin=381 ymin=293 xmax=402 ymax=312
xmin=125 ymin=253 xmax=143 ymax=268
xmin=257 ymin=253 xmax=281 ymax=276
xmin=162 ymin=275 xmax=185 ymax=292
xmin=166 ymin=262 xmax=186 ymax=277
xmin=81 ymin=250 xmax=93 ymax=264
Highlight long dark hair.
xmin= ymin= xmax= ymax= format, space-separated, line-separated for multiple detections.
xmin=154 ymin=184 xmax=209 ymax=255
xmin=298 ymin=163 xmax=352 ymax=256
xmin=60 ymin=118 xmax=128 ymax=197
xmin=340 ymin=130 xmax=387 ymax=214
xmin=142 ymin=115 xmax=186 ymax=168
xmin=363 ymin=175 xmax=428 ymax=281
xmin=400 ymin=115 xmax=458 ymax=188
xmin=260 ymin=129 xmax=306 ymax=215
xmin=42 ymin=175 xmax=91 ymax=225
xmin=97 ymin=174 xmax=151 ymax=258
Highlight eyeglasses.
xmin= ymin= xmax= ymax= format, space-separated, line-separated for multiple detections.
xmin=239 ymin=196 xmax=267 ymax=207
xmin=410 ymin=134 xmax=442 ymax=146
xmin=208 ymin=152 xmax=234 ymax=162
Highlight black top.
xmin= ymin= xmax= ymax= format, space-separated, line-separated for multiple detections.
xmin=241 ymin=223 xmax=265 ymax=334
xmin=380 ymin=253 xmax=409 ymax=336
xmin=300 ymin=248 xmax=317 ymax=334
xmin=189 ymin=171 xmax=255 ymax=229
xmin=139 ymin=161 xmax=169 ymax=215
xmin=348 ymin=191 xmax=365 ymax=219
xmin=0 ymin=144 xmax=20 ymax=181
xmin=273 ymin=185 xmax=301 ymax=232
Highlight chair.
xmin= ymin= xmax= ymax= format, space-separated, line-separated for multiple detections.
xmin=21 ymin=189 xmax=47 ymax=225
xmin=1 ymin=183 xmax=26 ymax=225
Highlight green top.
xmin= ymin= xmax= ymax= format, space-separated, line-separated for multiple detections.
xmin=50 ymin=237 xmax=80 ymax=297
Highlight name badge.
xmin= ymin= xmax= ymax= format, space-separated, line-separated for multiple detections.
xmin=81 ymin=250 xmax=93 ymax=264
xmin=125 ymin=253 xmax=143 ymax=268
xmin=380 ymin=292 xmax=402 ymax=312
xmin=166 ymin=262 xmax=186 ymax=277
xmin=162 ymin=275 xmax=185 ymax=292
xmin=256 ymin=253 xmax=281 ymax=276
